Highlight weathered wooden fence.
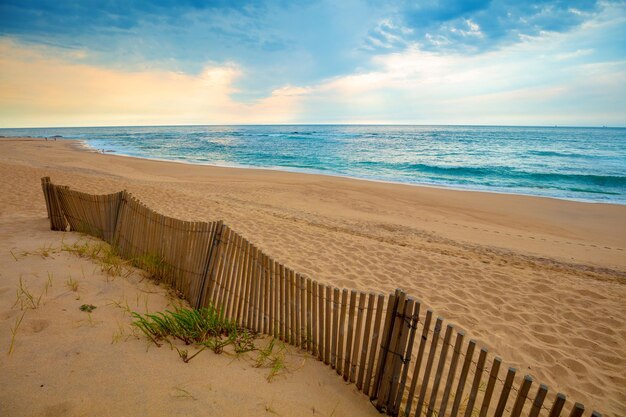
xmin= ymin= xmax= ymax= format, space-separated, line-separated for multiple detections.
xmin=41 ymin=177 xmax=602 ymax=417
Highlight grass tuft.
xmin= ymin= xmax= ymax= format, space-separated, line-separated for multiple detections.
xmin=171 ymin=385 xmax=196 ymax=400
xmin=45 ymin=272 xmax=53 ymax=295
xmin=14 ymin=276 xmax=44 ymax=310
xmin=107 ymin=297 xmax=132 ymax=316
xmin=132 ymin=253 xmax=169 ymax=282
xmin=17 ymin=243 xmax=59 ymax=259
xmin=8 ymin=311 xmax=26 ymax=355
xmin=132 ymin=305 xmax=255 ymax=361
xmin=111 ymin=320 xmax=133 ymax=344
xmin=62 ymin=239 xmax=131 ymax=279
xmin=255 ymin=338 xmax=287 ymax=382
xmin=66 ymin=276 xmax=79 ymax=292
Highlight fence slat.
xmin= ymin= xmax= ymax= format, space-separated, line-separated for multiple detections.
xmin=356 ymin=292 xmax=376 ymax=391
xmin=205 ymin=222 xmax=227 ymax=307
xmin=280 ymin=264 xmax=287 ymax=341
xmin=392 ymin=298 xmax=419 ymax=416
xmin=266 ymin=254 xmax=272 ymax=334
xmin=299 ymin=274 xmax=306 ymax=347
xmin=511 ymin=375 xmax=533 ymax=417
xmin=318 ymin=281 xmax=325 ymax=360
xmin=372 ymin=290 xmax=399 ymax=401
xmin=415 ymin=315 xmax=443 ymax=416
xmin=275 ymin=260 xmax=281 ymax=339
xmin=450 ymin=339 xmax=477 ymax=417
xmin=548 ymin=394 xmax=567 ymax=417
xmin=387 ymin=295 xmax=412 ymax=415
xmin=251 ymin=247 xmax=260 ymax=332
xmin=494 ymin=367 xmax=517 ymax=417
xmin=344 ymin=289 xmax=358 ymax=381
xmin=294 ymin=272 xmax=301 ymax=347
xmin=280 ymin=263 xmax=286 ymax=340
xmin=529 ymin=384 xmax=549 ymax=417
xmin=376 ymin=290 xmax=406 ymax=411
xmin=235 ymin=237 xmax=248 ymax=325
xmin=306 ymin=277 xmax=312 ymax=351
xmin=324 ymin=285 xmax=332 ymax=364
xmin=260 ymin=252 xmax=267 ymax=333
xmin=239 ymin=240 xmax=252 ymax=326
xmin=463 ymin=347 xmax=488 ymax=417
xmin=41 ymin=177 xmax=52 ymax=219
xmin=426 ymin=324 xmax=454 ymax=417
xmin=226 ymin=233 xmax=243 ymax=321
xmin=404 ymin=309 xmax=433 ymax=416
xmin=331 ymin=287 xmax=340 ymax=369
xmin=439 ymin=330 xmax=465 ymax=416
xmin=350 ymin=292 xmax=367 ymax=383
xmin=217 ymin=228 xmax=235 ymax=317
xmin=198 ymin=221 xmax=224 ymax=308
xmin=337 ymin=288 xmax=348 ymax=375
xmin=290 ymin=269 xmax=297 ymax=345
xmin=364 ymin=293 xmax=385 ymax=396
xmin=569 ymin=403 xmax=585 ymax=417
xmin=311 ymin=278 xmax=318 ymax=353
xmin=479 ymin=356 xmax=502 ymax=417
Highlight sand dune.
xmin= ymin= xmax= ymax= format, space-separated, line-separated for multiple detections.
xmin=0 ymin=216 xmax=378 ymax=417
xmin=1 ymin=138 xmax=625 ymax=415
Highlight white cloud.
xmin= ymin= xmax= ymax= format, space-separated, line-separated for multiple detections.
xmin=555 ymin=49 xmax=593 ymax=60
xmin=1 ymin=0 xmax=624 ymax=128
xmin=287 ymin=7 xmax=626 ymax=126
xmin=450 ymin=19 xmax=484 ymax=37
xmin=0 ymin=38 xmax=306 ymax=127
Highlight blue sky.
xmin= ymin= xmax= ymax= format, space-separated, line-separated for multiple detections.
xmin=0 ymin=0 xmax=624 ymax=127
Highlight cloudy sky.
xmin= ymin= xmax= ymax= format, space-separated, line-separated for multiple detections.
xmin=1 ymin=0 xmax=624 ymax=127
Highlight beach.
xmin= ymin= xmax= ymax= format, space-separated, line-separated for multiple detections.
xmin=1 ymin=138 xmax=625 ymax=415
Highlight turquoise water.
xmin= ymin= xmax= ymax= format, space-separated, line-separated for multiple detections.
xmin=2 ymin=125 xmax=625 ymax=204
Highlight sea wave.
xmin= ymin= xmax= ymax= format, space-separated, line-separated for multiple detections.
xmin=527 ymin=150 xmax=590 ymax=158
xmin=356 ymin=161 xmax=626 ymax=189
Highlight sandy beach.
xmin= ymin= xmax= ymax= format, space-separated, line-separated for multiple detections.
xmin=1 ymin=138 xmax=625 ymax=416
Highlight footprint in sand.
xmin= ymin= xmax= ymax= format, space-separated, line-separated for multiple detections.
xmin=38 ymin=401 xmax=74 ymax=417
xmin=28 ymin=319 xmax=50 ymax=333
xmin=0 ymin=309 xmax=20 ymax=320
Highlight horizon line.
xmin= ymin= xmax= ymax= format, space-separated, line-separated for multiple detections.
xmin=1 ymin=123 xmax=624 ymax=130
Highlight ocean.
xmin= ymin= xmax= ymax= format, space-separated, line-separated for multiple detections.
xmin=2 ymin=125 xmax=625 ymax=204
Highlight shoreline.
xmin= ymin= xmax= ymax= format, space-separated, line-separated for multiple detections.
xmin=4 ymin=137 xmax=626 ymax=264
xmin=14 ymin=135 xmax=626 ymax=207
xmin=1 ymin=137 xmax=625 ymax=414
xmin=2 ymin=122 xmax=626 ymax=129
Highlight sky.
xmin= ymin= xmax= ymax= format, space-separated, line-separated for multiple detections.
xmin=0 ymin=0 xmax=625 ymax=127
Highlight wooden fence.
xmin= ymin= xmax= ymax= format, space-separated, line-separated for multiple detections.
xmin=40 ymin=177 xmax=602 ymax=417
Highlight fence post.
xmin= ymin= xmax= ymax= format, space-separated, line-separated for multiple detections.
xmin=44 ymin=180 xmax=67 ymax=231
xmin=196 ymin=220 xmax=225 ymax=309
xmin=112 ymin=190 xmax=126 ymax=248
xmin=41 ymin=177 xmax=51 ymax=219
xmin=371 ymin=289 xmax=401 ymax=402
xmin=391 ymin=298 xmax=419 ymax=415
xmin=106 ymin=190 xmax=125 ymax=245
xmin=375 ymin=289 xmax=407 ymax=413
